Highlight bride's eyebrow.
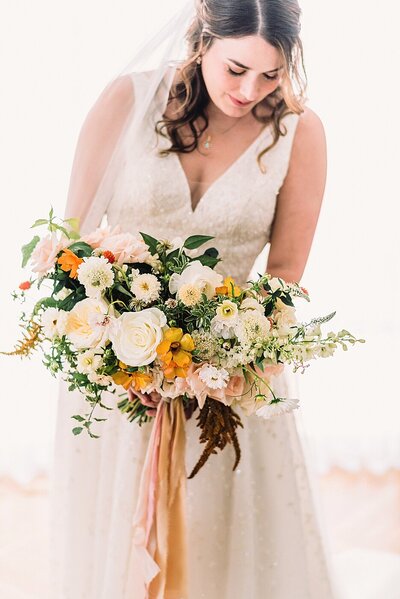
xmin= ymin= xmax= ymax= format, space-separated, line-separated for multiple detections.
xmin=227 ymin=58 xmax=281 ymax=74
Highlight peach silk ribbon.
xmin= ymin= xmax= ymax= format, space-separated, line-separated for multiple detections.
xmin=130 ymin=399 xmax=188 ymax=599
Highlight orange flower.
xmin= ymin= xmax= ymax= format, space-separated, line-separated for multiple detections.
xmin=103 ymin=250 xmax=116 ymax=264
xmin=156 ymin=327 xmax=195 ymax=380
xmin=215 ymin=276 xmax=241 ymax=298
xmin=112 ymin=368 xmax=152 ymax=391
xmin=19 ymin=281 xmax=31 ymax=290
xmin=57 ymin=248 xmax=83 ymax=279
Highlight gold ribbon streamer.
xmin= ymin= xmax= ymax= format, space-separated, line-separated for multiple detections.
xmin=148 ymin=399 xmax=188 ymax=599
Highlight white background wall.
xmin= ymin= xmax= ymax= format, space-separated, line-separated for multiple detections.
xmin=0 ymin=0 xmax=399 ymax=482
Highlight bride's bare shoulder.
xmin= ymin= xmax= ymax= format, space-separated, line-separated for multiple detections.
xmin=293 ymin=106 xmax=326 ymax=149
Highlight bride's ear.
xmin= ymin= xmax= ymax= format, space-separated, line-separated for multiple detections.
xmin=64 ymin=75 xmax=134 ymax=229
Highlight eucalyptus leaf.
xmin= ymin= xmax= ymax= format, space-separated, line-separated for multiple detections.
xmin=71 ymin=414 xmax=85 ymax=422
xmin=72 ymin=426 xmax=83 ymax=435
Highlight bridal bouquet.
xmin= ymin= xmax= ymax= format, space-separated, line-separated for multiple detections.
xmin=4 ymin=209 xmax=363 ymax=476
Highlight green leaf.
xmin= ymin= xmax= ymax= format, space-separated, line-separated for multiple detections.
xmin=68 ymin=230 xmax=81 ymax=240
xmin=64 ymin=217 xmax=80 ymax=232
xmin=52 ymin=223 xmax=70 ymax=238
xmin=139 ymin=232 xmax=158 ymax=255
xmin=72 ymin=426 xmax=83 ymax=435
xmin=114 ymin=283 xmax=133 ymax=299
xmin=183 ymin=235 xmax=214 ymax=250
xmin=195 ymin=255 xmax=220 ymax=268
xmin=30 ymin=219 xmax=48 ymax=229
xmin=279 ymin=294 xmax=294 ymax=307
xmin=49 ymin=206 xmax=54 ymax=220
xmin=71 ymin=415 xmax=85 ymax=422
xmin=67 ymin=241 xmax=93 ymax=257
xmin=21 ymin=235 xmax=40 ymax=268
xmin=33 ymin=296 xmax=58 ymax=315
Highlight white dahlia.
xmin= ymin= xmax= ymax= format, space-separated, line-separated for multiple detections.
xmin=131 ymin=273 xmax=161 ymax=304
xmin=177 ymin=283 xmax=202 ymax=306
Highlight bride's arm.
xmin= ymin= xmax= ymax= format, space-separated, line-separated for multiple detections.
xmin=266 ymin=106 xmax=327 ymax=284
xmin=64 ymin=75 xmax=134 ymax=225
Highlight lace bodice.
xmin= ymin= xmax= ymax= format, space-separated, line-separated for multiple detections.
xmin=107 ymin=72 xmax=300 ymax=285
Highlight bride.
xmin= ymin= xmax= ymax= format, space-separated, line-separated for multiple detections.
xmin=51 ymin=0 xmax=339 ymax=597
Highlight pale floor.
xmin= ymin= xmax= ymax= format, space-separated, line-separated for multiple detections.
xmin=0 ymin=469 xmax=400 ymax=599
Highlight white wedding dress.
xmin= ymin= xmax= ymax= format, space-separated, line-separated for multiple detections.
xmin=50 ymin=71 xmax=340 ymax=599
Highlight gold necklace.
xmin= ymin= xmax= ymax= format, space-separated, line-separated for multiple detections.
xmin=202 ymin=117 xmax=244 ymax=151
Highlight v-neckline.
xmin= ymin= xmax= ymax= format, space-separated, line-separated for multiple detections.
xmin=173 ymin=123 xmax=273 ymax=214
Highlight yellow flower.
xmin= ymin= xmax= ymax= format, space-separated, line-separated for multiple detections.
xmin=112 ymin=367 xmax=152 ymax=391
xmin=215 ymin=276 xmax=241 ymax=298
xmin=156 ymin=327 xmax=195 ymax=380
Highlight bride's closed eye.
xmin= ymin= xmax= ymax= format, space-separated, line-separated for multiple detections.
xmin=226 ymin=65 xmax=279 ymax=81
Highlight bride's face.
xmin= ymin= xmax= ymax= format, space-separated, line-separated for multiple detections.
xmin=201 ymin=35 xmax=284 ymax=117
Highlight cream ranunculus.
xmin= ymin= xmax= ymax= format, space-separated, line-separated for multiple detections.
xmin=169 ymin=261 xmax=223 ymax=300
xmin=240 ymin=297 xmax=265 ymax=314
xmin=66 ymin=298 xmax=110 ymax=349
xmin=109 ymin=307 xmax=167 ymax=367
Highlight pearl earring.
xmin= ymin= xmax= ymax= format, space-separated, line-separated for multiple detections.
xmin=196 ymin=56 xmax=202 ymax=65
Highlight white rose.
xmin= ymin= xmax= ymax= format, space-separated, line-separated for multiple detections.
xmin=169 ymin=261 xmax=223 ymax=300
xmin=273 ymin=298 xmax=297 ymax=337
xmin=66 ymin=298 xmax=110 ymax=349
xmin=109 ymin=307 xmax=167 ymax=367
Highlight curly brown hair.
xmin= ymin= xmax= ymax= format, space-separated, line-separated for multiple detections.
xmin=155 ymin=0 xmax=307 ymax=173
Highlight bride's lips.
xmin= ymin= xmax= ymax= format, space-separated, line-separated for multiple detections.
xmin=228 ymin=94 xmax=252 ymax=107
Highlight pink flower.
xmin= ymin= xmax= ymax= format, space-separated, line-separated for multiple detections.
xmin=81 ymin=225 xmax=121 ymax=249
xmin=31 ymin=233 xmax=68 ymax=277
xmin=186 ymin=364 xmax=245 ymax=409
xmin=100 ymin=233 xmax=151 ymax=265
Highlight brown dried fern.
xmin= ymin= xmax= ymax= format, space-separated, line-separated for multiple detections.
xmin=188 ymin=398 xmax=243 ymax=479
xmin=0 ymin=320 xmax=43 ymax=357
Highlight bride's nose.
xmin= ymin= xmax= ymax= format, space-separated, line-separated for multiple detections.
xmin=239 ymin=76 xmax=259 ymax=102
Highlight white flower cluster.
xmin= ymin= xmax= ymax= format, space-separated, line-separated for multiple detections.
xmin=77 ymin=256 xmax=114 ymax=298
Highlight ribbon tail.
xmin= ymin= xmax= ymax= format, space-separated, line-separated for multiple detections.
xmin=148 ymin=399 xmax=188 ymax=599
xmin=127 ymin=403 xmax=165 ymax=594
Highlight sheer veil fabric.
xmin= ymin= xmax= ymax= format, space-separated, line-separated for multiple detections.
xmin=50 ymin=2 xmax=342 ymax=597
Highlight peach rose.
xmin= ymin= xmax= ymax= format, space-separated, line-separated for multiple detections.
xmin=100 ymin=233 xmax=151 ymax=265
xmin=31 ymin=233 xmax=68 ymax=277
xmin=81 ymin=224 xmax=121 ymax=249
